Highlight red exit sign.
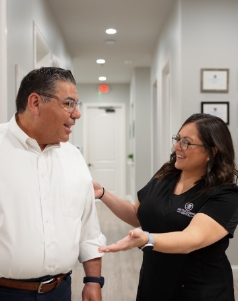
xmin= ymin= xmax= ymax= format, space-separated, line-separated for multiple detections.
xmin=98 ymin=84 xmax=109 ymax=93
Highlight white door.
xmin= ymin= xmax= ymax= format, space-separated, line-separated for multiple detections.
xmin=83 ymin=103 xmax=126 ymax=198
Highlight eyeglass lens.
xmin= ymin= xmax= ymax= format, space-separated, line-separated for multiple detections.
xmin=172 ymin=136 xmax=188 ymax=150
xmin=63 ymin=101 xmax=82 ymax=113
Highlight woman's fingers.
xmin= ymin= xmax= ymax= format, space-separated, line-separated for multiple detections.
xmin=92 ymin=180 xmax=102 ymax=199
xmin=99 ymin=243 xmax=121 ymax=253
xmin=98 ymin=228 xmax=146 ymax=253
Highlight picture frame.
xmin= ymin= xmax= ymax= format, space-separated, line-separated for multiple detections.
xmin=201 ymin=101 xmax=229 ymax=125
xmin=201 ymin=69 xmax=229 ymax=93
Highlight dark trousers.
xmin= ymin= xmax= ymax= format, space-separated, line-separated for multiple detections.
xmin=0 ymin=273 xmax=71 ymax=301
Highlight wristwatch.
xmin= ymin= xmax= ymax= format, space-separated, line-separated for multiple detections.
xmin=139 ymin=231 xmax=154 ymax=251
xmin=83 ymin=276 xmax=105 ymax=288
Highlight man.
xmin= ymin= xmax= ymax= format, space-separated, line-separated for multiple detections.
xmin=0 ymin=67 xmax=106 ymax=301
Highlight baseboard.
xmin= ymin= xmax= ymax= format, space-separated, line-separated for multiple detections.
xmin=232 ymin=265 xmax=238 ymax=280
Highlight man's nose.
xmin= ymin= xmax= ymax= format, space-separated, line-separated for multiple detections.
xmin=71 ymin=107 xmax=81 ymax=119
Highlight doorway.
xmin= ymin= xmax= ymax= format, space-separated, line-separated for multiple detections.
xmin=83 ymin=103 xmax=126 ymax=198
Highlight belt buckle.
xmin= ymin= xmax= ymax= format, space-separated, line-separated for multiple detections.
xmin=38 ymin=278 xmax=55 ymax=294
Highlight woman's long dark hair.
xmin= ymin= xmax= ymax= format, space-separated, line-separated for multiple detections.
xmin=155 ymin=113 xmax=238 ymax=192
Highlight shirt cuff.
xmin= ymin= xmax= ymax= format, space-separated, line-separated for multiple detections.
xmin=78 ymin=233 xmax=106 ymax=263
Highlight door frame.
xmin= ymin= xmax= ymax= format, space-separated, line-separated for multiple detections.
xmin=159 ymin=58 xmax=172 ymax=166
xmin=82 ymin=102 xmax=126 ymax=198
xmin=0 ymin=0 xmax=7 ymax=123
xmin=151 ymin=80 xmax=158 ymax=174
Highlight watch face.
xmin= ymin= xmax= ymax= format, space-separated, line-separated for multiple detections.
xmin=141 ymin=243 xmax=153 ymax=251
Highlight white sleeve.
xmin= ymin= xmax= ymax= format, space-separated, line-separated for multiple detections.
xmin=78 ymin=183 xmax=106 ymax=263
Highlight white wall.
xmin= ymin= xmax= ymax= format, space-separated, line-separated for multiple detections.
xmin=151 ymin=0 xmax=182 ymax=167
xmin=6 ymin=0 xmax=73 ymax=119
xmin=131 ymin=67 xmax=151 ymax=193
xmin=181 ymin=0 xmax=238 ymax=154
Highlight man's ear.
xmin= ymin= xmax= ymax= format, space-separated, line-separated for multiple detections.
xmin=27 ymin=93 xmax=41 ymax=116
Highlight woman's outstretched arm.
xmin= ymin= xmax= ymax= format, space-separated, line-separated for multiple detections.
xmin=98 ymin=213 xmax=228 ymax=254
xmin=93 ymin=180 xmax=140 ymax=227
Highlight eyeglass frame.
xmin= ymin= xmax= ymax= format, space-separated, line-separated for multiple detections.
xmin=172 ymin=134 xmax=204 ymax=151
xmin=39 ymin=93 xmax=82 ymax=113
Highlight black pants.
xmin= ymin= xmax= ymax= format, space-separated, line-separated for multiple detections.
xmin=0 ymin=273 xmax=71 ymax=301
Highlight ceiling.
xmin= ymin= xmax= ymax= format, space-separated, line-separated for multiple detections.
xmin=48 ymin=0 xmax=175 ymax=84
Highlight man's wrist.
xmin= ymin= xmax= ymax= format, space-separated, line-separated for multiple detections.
xmin=83 ymin=276 xmax=105 ymax=288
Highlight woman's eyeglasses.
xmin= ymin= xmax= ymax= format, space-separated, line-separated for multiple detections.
xmin=172 ymin=135 xmax=204 ymax=151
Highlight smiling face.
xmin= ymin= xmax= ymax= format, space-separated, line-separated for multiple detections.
xmin=174 ymin=122 xmax=210 ymax=177
xmin=36 ymin=81 xmax=80 ymax=149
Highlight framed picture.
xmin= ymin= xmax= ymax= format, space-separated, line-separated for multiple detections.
xmin=201 ymin=69 xmax=229 ymax=93
xmin=201 ymin=102 xmax=229 ymax=124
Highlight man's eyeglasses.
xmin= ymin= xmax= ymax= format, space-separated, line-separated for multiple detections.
xmin=172 ymin=135 xmax=204 ymax=151
xmin=39 ymin=93 xmax=82 ymax=113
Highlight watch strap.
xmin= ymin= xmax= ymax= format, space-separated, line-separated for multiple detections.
xmin=144 ymin=231 xmax=154 ymax=245
xmin=83 ymin=276 xmax=104 ymax=288
xmin=139 ymin=231 xmax=154 ymax=251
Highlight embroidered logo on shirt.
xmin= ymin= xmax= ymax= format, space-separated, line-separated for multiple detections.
xmin=177 ymin=202 xmax=195 ymax=218
xmin=185 ymin=202 xmax=193 ymax=211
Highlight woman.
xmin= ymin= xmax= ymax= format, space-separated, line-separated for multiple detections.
xmin=94 ymin=113 xmax=238 ymax=301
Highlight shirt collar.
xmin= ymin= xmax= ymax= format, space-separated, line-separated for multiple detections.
xmin=9 ymin=114 xmax=60 ymax=152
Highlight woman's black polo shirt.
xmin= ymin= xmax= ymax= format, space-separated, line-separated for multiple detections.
xmin=136 ymin=175 xmax=238 ymax=301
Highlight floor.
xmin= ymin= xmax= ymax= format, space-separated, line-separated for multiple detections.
xmin=71 ymin=201 xmax=238 ymax=300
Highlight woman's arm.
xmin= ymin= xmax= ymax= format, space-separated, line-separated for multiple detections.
xmin=98 ymin=213 xmax=228 ymax=253
xmin=93 ymin=180 xmax=140 ymax=227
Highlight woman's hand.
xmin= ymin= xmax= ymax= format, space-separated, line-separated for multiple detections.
xmin=98 ymin=228 xmax=148 ymax=253
xmin=92 ymin=180 xmax=104 ymax=199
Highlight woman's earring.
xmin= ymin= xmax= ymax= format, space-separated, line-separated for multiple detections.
xmin=207 ymin=157 xmax=210 ymax=161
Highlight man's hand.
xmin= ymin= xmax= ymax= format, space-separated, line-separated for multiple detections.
xmin=82 ymin=282 xmax=102 ymax=301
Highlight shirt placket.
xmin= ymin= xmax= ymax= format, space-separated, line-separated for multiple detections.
xmin=38 ymin=152 xmax=56 ymax=274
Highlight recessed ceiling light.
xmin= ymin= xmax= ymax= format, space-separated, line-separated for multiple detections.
xmin=99 ymin=76 xmax=106 ymax=81
xmin=106 ymin=28 xmax=117 ymax=34
xmin=96 ymin=59 xmax=105 ymax=64
xmin=105 ymin=39 xmax=116 ymax=45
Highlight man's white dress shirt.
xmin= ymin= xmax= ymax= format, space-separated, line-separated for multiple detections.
xmin=0 ymin=115 xmax=106 ymax=279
